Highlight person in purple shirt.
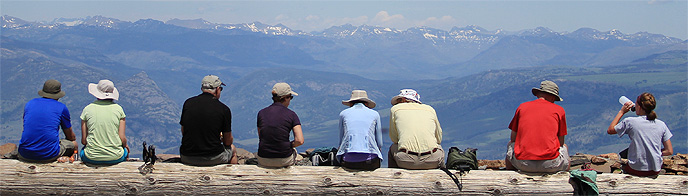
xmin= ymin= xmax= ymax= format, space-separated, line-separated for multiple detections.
xmin=256 ymin=82 xmax=304 ymax=168
xmin=18 ymin=79 xmax=77 ymax=163
xmin=337 ymin=90 xmax=383 ymax=170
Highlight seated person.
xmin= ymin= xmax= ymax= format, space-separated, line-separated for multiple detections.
xmin=607 ymin=92 xmax=673 ymax=176
xmin=337 ymin=90 xmax=383 ymax=170
xmin=80 ymin=80 xmax=129 ymax=165
xmin=388 ymin=89 xmax=444 ymax=169
xmin=18 ymin=79 xmax=77 ymax=163
xmin=179 ymin=75 xmax=238 ymax=166
xmin=256 ymin=83 xmax=304 ymax=167
xmin=505 ymin=80 xmax=570 ymax=173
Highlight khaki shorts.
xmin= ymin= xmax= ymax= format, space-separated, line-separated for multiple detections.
xmin=181 ymin=146 xmax=234 ymax=166
xmin=18 ymin=139 xmax=76 ymax=163
xmin=257 ymin=148 xmax=297 ymax=168
xmin=506 ymin=142 xmax=569 ymax=173
xmin=388 ymin=143 xmax=444 ymax=170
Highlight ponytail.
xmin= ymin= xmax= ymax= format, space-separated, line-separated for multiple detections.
xmin=637 ymin=92 xmax=657 ymax=121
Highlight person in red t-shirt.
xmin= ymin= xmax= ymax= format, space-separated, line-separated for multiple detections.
xmin=505 ymin=80 xmax=570 ymax=173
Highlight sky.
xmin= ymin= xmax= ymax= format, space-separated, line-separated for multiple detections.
xmin=2 ymin=0 xmax=687 ymax=39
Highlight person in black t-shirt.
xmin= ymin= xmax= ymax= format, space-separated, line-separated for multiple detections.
xmin=256 ymin=82 xmax=304 ymax=167
xmin=179 ymin=75 xmax=237 ymax=166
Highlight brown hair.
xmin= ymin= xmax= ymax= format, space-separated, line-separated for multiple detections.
xmin=637 ymin=92 xmax=657 ymax=121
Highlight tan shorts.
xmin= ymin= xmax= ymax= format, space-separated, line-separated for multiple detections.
xmin=506 ymin=142 xmax=569 ymax=173
xmin=388 ymin=143 xmax=444 ymax=170
xmin=257 ymin=148 xmax=297 ymax=168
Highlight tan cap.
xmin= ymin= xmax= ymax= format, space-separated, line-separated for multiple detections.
xmin=272 ymin=82 xmax=298 ymax=97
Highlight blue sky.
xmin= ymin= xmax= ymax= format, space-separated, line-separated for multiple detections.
xmin=2 ymin=0 xmax=687 ymax=39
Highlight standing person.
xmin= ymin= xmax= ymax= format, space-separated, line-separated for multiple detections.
xmin=388 ymin=89 xmax=444 ymax=169
xmin=607 ymin=92 xmax=673 ymax=177
xmin=505 ymin=80 xmax=570 ymax=173
xmin=179 ymin=75 xmax=238 ymax=166
xmin=18 ymin=79 xmax=77 ymax=163
xmin=80 ymin=79 xmax=129 ymax=165
xmin=337 ymin=90 xmax=383 ymax=170
xmin=256 ymin=82 xmax=304 ymax=168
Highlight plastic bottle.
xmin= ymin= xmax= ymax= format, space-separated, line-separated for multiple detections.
xmin=618 ymin=96 xmax=636 ymax=112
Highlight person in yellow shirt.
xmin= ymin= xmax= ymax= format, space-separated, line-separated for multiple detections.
xmin=388 ymin=89 xmax=443 ymax=169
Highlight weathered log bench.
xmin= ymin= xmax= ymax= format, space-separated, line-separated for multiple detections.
xmin=1 ymin=159 xmax=686 ymax=195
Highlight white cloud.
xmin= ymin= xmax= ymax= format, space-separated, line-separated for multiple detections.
xmin=305 ymin=15 xmax=320 ymax=21
xmin=372 ymin=11 xmax=405 ymax=23
xmin=418 ymin=15 xmax=458 ymax=29
xmin=275 ymin=14 xmax=289 ymax=21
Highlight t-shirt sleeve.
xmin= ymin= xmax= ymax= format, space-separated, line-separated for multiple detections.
xmin=291 ymin=111 xmax=301 ymax=127
xmin=508 ymin=108 xmax=520 ymax=132
xmin=662 ymin=125 xmax=673 ymax=142
xmin=614 ymin=118 xmax=630 ymax=137
xmin=60 ymin=105 xmax=72 ymax=129
xmin=118 ymin=105 xmax=126 ymax=119
xmin=558 ymin=112 xmax=567 ymax=136
xmin=222 ymin=107 xmax=232 ymax=133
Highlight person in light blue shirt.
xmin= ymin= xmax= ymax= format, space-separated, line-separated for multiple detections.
xmin=337 ymin=90 xmax=383 ymax=170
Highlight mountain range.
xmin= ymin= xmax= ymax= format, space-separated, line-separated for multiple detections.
xmin=1 ymin=15 xmax=685 ymax=160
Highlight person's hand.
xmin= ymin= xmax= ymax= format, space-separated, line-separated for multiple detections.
xmin=620 ymin=102 xmax=633 ymax=113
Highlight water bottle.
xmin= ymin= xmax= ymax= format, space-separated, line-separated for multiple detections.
xmin=618 ymin=96 xmax=636 ymax=112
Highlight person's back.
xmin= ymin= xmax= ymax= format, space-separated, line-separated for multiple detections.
xmin=607 ymin=92 xmax=673 ymax=176
xmin=337 ymin=90 xmax=383 ymax=170
xmin=256 ymin=82 xmax=303 ymax=168
xmin=505 ymin=80 xmax=569 ymax=173
xmin=80 ymin=80 xmax=128 ymax=165
xmin=388 ymin=89 xmax=443 ymax=170
xmin=18 ymin=79 xmax=77 ymax=163
xmin=179 ymin=75 xmax=237 ymax=166
xmin=81 ymin=100 xmax=126 ymax=161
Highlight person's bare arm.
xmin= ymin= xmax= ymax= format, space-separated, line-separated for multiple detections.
xmin=291 ymin=125 xmax=304 ymax=148
xmin=608 ymin=102 xmax=632 ymax=134
xmin=558 ymin=135 xmax=565 ymax=147
xmin=119 ymin=118 xmax=129 ymax=156
xmin=81 ymin=120 xmax=88 ymax=146
xmin=662 ymin=139 xmax=673 ymax=156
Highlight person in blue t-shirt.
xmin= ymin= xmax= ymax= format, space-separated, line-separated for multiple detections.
xmin=18 ymin=79 xmax=77 ymax=163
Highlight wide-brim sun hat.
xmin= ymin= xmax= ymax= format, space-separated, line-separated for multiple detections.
xmin=532 ymin=80 xmax=563 ymax=101
xmin=38 ymin=79 xmax=66 ymax=99
xmin=88 ymin=79 xmax=120 ymax=100
xmin=391 ymin=89 xmax=421 ymax=105
xmin=342 ymin=90 xmax=376 ymax=109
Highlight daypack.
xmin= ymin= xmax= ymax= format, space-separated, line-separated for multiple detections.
xmin=309 ymin=147 xmax=339 ymax=166
xmin=446 ymin=147 xmax=478 ymax=171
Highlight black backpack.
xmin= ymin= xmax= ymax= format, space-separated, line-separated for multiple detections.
xmin=446 ymin=147 xmax=478 ymax=171
xmin=309 ymin=147 xmax=339 ymax=166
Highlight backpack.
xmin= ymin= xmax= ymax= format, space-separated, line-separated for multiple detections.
xmin=309 ymin=147 xmax=339 ymax=166
xmin=446 ymin=147 xmax=478 ymax=171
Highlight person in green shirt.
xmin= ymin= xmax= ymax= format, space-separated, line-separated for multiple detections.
xmin=80 ymin=79 xmax=129 ymax=165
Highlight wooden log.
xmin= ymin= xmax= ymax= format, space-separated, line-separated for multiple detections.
xmin=1 ymin=159 xmax=686 ymax=195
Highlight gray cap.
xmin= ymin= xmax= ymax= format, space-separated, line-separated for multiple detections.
xmin=202 ymin=75 xmax=225 ymax=89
